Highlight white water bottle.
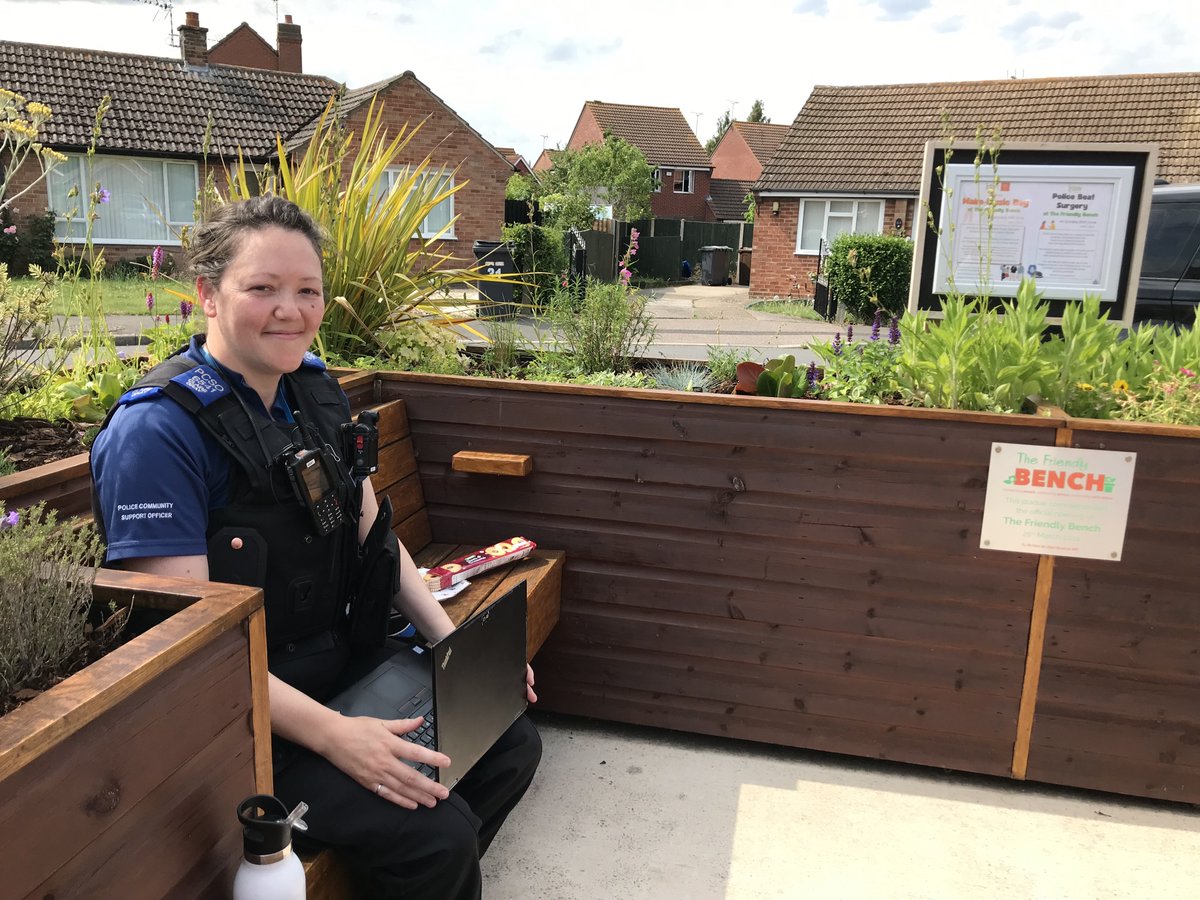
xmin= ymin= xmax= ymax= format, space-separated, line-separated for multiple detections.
xmin=232 ymin=794 xmax=308 ymax=900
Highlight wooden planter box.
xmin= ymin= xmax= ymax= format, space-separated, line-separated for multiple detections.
xmin=379 ymin=372 xmax=1200 ymax=805
xmin=0 ymin=569 xmax=270 ymax=900
xmin=3 ymin=370 xmax=1197 ymax=807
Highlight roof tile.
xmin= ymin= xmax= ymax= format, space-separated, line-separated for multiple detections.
xmin=759 ymin=72 xmax=1200 ymax=193
xmin=584 ymin=101 xmax=711 ymax=168
xmin=0 ymin=39 xmax=338 ymax=158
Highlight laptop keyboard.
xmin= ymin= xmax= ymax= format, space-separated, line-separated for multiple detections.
xmin=399 ymin=685 xmax=437 ymax=778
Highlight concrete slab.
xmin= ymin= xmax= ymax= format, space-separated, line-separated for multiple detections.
xmin=482 ymin=712 xmax=1200 ymax=900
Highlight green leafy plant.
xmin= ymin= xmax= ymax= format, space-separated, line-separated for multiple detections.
xmin=476 ymin=317 xmax=527 ymax=377
xmin=896 ymin=284 xmax=1048 ymax=412
xmin=0 ymin=265 xmax=65 ymax=417
xmin=521 ymin=358 xmax=654 ymax=388
xmin=1115 ymin=365 xmax=1200 ymax=426
xmin=823 ymin=233 xmax=914 ymax=322
xmin=811 ymin=311 xmax=904 ymax=404
xmin=706 ymin=344 xmax=746 ymax=388
xmin=501 ymin=221 xmax=567 ymax=308
xmin=746 ymin=354 xmax=819 ymax=399
xmin=225 ymin=98 xmax=519 ymax=363
xmin=0 ymin=502 xmax=113 ymax=713
xmin=543 ymin=277 xmax=656 ymax=375
xmin=649 ymin=361 xmax=711 ymax=392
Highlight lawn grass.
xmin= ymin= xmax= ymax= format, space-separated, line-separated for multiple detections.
xmin=747 ymin=299 xmax=826 ymax=321
xmin=8 ymin=276 xmax=196 ymax=316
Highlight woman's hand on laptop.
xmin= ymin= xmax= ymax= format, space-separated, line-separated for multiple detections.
xmin=526 ymin=664 xmax=537 ymax=704
xmin=323 ymin=714 xmax=451 ymax=809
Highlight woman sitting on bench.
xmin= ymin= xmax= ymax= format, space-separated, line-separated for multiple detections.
xmin=91 ymin=196 xmax=540 ymax=899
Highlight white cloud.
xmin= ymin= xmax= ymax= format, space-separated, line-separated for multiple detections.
xmin=0 ymin=0 xmax=1195 ymax=168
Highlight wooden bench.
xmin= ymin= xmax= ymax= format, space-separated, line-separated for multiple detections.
xmin=301 ymin=398 xmax=564 ymax=899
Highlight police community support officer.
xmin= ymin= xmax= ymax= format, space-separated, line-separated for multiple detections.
xmin=91 ymin=196 xmax=540 ymax=899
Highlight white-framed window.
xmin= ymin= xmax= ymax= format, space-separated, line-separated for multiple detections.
xmin=652 ymin=168 xmax=662 ymax=193
xmin=46 ymin=154 xmax=197 ymax=245
xmin=373 ymin=167 xmax=456 ymax=239
xmin=795 ymin=198 xmax=884 ymax=254
xmin=673 ymin=169 xmax=695 ymax=194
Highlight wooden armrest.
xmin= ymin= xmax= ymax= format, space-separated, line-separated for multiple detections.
xmin=451 ymin=451 xmax=532 ymax=477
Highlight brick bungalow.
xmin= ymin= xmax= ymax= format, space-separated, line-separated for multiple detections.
xmin=0 ymin=13 xmax=513 ymax=267
xmin=751 ymin=72 xmax=1200 ymax=299
xmin=565 ymin=101 xmax=713 ymax=220
xmin=708 ymin=120 xmax=789 ymax=222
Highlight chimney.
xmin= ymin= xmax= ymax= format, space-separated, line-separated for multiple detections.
xmin=178 ymin=11 xmax=209 ymax=68
xmin=277 ymin=14 xmax=303 ymax=73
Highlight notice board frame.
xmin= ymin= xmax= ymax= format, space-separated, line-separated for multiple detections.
xmin=907 ymin=141 xmax=1158 ymax=327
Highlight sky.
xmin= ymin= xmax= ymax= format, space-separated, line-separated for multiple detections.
xmin=2 ymin=0 xmax=1196 ymax=165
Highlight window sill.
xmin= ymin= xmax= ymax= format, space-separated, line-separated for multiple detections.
xmin=55 ymin=237 xmax=185 ymax=247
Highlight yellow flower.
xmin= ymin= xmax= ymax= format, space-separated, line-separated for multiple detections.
xmin=1112 ymin=379 xmax=1130 ymax=392
xmin=1077 ymin=382 xmax=1094 ymax=392
xmin=25 ymin=101 xmax=51 ymax=119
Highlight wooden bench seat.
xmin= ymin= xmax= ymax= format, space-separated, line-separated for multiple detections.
xmin=301 ymin=399 xmax=563 ymax=898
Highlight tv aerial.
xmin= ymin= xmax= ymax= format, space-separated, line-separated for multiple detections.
xmin=134 ymin=0 xmax=178 ymax=48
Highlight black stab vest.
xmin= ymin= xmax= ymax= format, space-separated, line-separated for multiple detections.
xmin=92 ymin=343 xmax=361 ymax=696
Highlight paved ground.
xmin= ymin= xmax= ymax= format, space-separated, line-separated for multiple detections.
xmin=73 ymin=284 xmax=840 ymax=363
xmin=483 ymin=712 xmax=1200 ymax=900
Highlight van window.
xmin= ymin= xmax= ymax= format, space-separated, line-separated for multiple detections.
xmin=1141 ymin=202 xmax=1200 ymax=278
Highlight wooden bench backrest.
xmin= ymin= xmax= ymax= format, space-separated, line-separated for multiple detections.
xmin=367 ymin=398 xmax=432 ymax=555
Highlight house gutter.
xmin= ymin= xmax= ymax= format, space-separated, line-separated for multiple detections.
xmin=755 ymin=189 xmax=919 ymax=198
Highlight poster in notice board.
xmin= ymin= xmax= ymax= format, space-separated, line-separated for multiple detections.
xmin=908 ymin=142 xmax=1158 ymax=326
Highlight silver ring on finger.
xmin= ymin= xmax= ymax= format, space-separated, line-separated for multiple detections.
xmin=375 ymin=782 xmax=384 ymax=796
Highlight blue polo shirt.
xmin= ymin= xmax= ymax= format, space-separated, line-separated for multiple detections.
xmin=91 ymin=338 xmax=337 ymax=564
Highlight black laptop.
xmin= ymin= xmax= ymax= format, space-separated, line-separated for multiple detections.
xmin=326 ymin=582 xmax=528 ymax=788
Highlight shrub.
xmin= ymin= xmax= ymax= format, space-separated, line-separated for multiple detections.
xmin=225 ymin=98 xmax=517 ymax=361
xmin=0 ymin=264 xmax=60 ymax=418
xmin=544 ymin=279 xmax=655 ymax=375
xmin=501 ymin=222 xmax=567 ymax=308
xmin=824 ymin=233 xmax=913 ymax=322
xmin=0 ymin=503 xmax=108 ymax=710
xmin=330 ymin=317 xmax=467 ymax=375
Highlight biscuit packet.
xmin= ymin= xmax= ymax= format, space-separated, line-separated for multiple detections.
xmin=422 ymin=536 xmax=537 ymax=591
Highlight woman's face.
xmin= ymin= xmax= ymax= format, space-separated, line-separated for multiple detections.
xmin=199 ymin=226 xmax=324 ymax=384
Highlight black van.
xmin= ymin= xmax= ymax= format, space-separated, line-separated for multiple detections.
xmin=1135 ymin=184 xmax=1200 ymax=327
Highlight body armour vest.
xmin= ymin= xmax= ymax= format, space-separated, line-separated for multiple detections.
xmin=92 ymin=341 xmax=361 ymax=693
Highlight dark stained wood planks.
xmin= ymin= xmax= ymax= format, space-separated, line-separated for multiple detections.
xmin=0 ymin=571 xmax=265 ymax=899
xmin=1023 ymin=425 xmax=1200 ymax=802
xmin=382 ymin=375 xmax=1050 ymax=779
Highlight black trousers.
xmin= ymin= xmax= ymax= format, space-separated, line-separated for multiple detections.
xmin=275 ymin=715 xmax=541 ymax=899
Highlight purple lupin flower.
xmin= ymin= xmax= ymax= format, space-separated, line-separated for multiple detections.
xmin=806 ymin=361 xmax=818 ymax=390
xmin=870 ymin=309 xmax=882 ymax=341
xmin=151 ymin=246 xmax=164 ymax=279
xmin=179 ymin=299 xmax=194 ymax=320
xmin=832 ymin=332 xmax=843 ymax=356
xmin=846 ymin=324 xmax=853 ymax=343
xmin=888 ymin=316 xmax=901 ymax=346
xmin=146 ymin=291 xmax=155 ymax=312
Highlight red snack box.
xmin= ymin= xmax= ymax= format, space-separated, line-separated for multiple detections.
xmin=423 ymin=536 xmax=537 ymax=591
